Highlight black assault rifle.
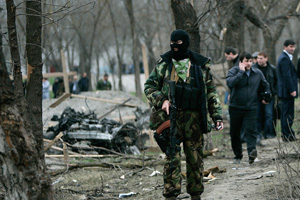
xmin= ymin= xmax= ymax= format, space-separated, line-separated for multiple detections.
xmin=166 ymin=81 xmax=180 ymax=159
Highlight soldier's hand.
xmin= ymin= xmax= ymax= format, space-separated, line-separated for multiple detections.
xmin=162 ymin=100 xmax=171 ymax=115
xmin=262 ymin=100 xmax=269 ymax=104
xmin=291 ymin=91 xmax=296 ymax=97
xmin=215 ymin=121 xmax=224 ymax=131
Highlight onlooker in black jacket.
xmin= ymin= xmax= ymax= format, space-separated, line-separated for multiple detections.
xmin=224 ymin=47 xmax=239 ymax=105
xmin=297 ymin=57 xmax=300 ymax=79
xmin=253 ymin=52 xmax=277 ymax=141
xmin=79 ymin=72 xmax=89 ymax=91
xmin=52 ymin=78 xmax=60 ymax=98
xmin=226 ymin=52 xmax=270 ymax=164
xmin=224 ymin=47 xmax=239 ymax=68
xmin=277 ymin=39 xmax=297 ymax=142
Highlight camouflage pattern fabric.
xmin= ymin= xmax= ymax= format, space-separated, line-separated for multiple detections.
xmin=144 ymin=59 xmax=222 ymax=130
xmin=173 ymin=58 xmax=190 ymax=82
xmin=163 ymin=111 xmax=204 ymax=197
xmin=144 ymin=52 xmax=222 ymax=198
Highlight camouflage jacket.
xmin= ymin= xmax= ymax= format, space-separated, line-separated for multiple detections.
xmin=144 ymin=50 xmax=222 ymax=133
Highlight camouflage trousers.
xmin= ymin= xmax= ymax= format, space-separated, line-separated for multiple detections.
xmin=163 ymin=110 xmax=204 ymax=198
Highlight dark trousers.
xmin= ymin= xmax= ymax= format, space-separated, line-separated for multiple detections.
xmin=256 ymin=99 xmax=276 ymax=138
xmin=280 ymin=97 xmax=295 ymax=138
xmin=229 ymin=107 xmax=257 ymax=159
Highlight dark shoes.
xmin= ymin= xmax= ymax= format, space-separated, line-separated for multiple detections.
xmin=249 ymin=149 xmax=257 ymax=164
xmin=191 ymin=195 xmax=201 ymax=200
xmin=265 ymin=135 xmax=276 ymax=139
xmin=165 ymin=197 xmax=176 ymax=200
xmin=256 ymin=141 xmax=265 ymax=147
xmin=282 ymin=136 xmax=297 ymax=142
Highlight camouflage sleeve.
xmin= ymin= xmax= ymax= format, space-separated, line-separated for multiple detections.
xmin=204 ymin=62 xmax=223 ymax=123
xmin=144 ymin=61 xmax=168 ymax=108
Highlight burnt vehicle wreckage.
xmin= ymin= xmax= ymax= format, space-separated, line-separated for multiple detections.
xmin=44 ymin=106 xmax=151 ymax=155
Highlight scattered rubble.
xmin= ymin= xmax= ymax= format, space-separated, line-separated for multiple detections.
xmin=43 ymin=91 xmax=150 ymax=155
xmin=44 ymin=106 xmax=150 ymax=155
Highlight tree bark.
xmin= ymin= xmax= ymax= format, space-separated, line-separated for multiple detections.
xmin=243 ymin=0 xmax=299 ymax=64
xmin=0 ymin=0 xmax=53 ymax=199
xmin=26 ymin=0 xmax=53 ymax=198
xmin=6 ymin=0 xmax=23 ymax=100
xmin=0 ymin=25 xmax=6 ymax=70
xmin=171 ymin=0 xmax=200 ymax=53
xmin=124 ymin=0 xmax=142 ymax=98
xmin=224 ymin=0 xmax=245 ymax=53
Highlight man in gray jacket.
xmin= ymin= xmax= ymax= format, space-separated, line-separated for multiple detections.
xmin=226 ymin=52 xmax=270 ymax=164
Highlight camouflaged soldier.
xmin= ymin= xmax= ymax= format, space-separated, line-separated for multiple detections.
xmin=144 ymin=29 xmax=223 ymax=200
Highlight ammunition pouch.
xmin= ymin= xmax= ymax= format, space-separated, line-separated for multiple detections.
xmin=154 ymin=120 xmax=181 ymax=155
xmin=175 ymin=83 xmax=201 ymax=110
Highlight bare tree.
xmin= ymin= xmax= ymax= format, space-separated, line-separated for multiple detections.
xmin=108 ymin=1 xmax=124 ymax=91
xmin=0 ymin=25 xmax=6 ymax=70
xmin=0 ymin=0 xmax=53 ymax=199
xmin=223 ymin=0 xmax=245 ymax=52
xmin=124 ymin=0 xmax=142 ymax=98
xmin=243 ymin=0 xmax=300 ymax=64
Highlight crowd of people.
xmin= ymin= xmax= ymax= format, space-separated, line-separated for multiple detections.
xmin=42 ymin=72 xmax=112 ymax=99
xmin=224 ymin=39 xmax=298 ymax=166
xmin=144 ymin=29 xmax=299 ymax=200
xmin=40 ymin=29 xmax=299 ymax=200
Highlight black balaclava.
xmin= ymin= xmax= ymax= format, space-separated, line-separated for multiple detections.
xmin=170 ymin=29 xmax=190 ymax=61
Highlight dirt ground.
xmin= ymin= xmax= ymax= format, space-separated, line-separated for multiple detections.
xmin=41 ymin=91 xmax=300 ymax=200
xmin=48 ymin=130 xmax=300 ymax=200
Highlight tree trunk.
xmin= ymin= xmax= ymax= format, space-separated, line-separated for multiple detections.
xmin=145 ymin=38 xmax=156 ymax=73
xmin=0 ymin=25 xmax=6 ymax=70
xmin=243 ymin=0 xmax=299 ymax=64
xmin=124 ymin=0 xmax=142 ymax=98
xmin=224 ymin=0 xmax=245 ymax=52
xmin=248 ymin=25 xmax=259 ymax=53
xmin=171 ymin=0 xmax=200 ymax=53
xmin=108 ymin=2 xmax=123 ymax=91
xmin=6 ymin=0 xmax=23 ymax=100
xmin=109 ymin=58 xmax=117 ymax=91
xmin=0 ymin=1 xmax=53 ymax=199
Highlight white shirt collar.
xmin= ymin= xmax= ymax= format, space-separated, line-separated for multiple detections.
xmin=283 ymin=50 xmax=293 ymax=60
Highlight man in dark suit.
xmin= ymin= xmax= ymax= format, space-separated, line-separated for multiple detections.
xmin=277 ymin=39 xmax=297 ymax=142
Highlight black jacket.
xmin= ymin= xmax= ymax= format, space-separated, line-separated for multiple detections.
xmin=252 ymin=62 xmax=277 ymax=99
xmin=277 ymin=52 xmax=298 ymax=98
xmin=226 ymin=66 xmax=270 ymax=110
xmin=232 ymin=55 xmax=239 ymax=67
xmin=79 ymin=77 xmax=89 ymax=91
xmin=297 ymin=57 xmax=300 ymax=79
